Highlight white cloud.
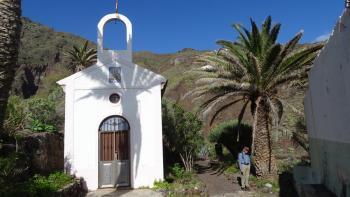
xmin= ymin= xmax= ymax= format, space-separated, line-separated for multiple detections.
xmin=314 ymin=32 xmax=331 ymax=42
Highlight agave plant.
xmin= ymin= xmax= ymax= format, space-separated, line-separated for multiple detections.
xmin=66 ymin=41 xmax=97 ymax=72
xmin=187 ymin=16 xmax=323 ymax=177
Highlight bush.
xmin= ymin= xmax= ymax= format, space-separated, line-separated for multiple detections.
xmin=249 ymin=175 xmax=279 ymax=193
xmin=153 ymin=169 xmax=206 ymax=196
xmin=0 ymin=152 xmax=30 ymax=196
xmin=169 ymin=163 xmax=192 ymax=180
xmin=153 ymin=180 xmax=171 ymax=191
xmin=26 ymin=172 xmax=73 ymax=196
xmin=4 ymin=95 xmax=63 ymax=135
xmin=224 ymin=165 xmax=240 ymax=174
xmin=209 ymin=120 xmax=252 ymax=157
xmin=35 ymin=64 xmax=71 ymax=98
xmin=162 ymin=100 xmax=204 ymax=172
xmin=0 ymin=152 xmax=29 ymax=185
xmin=27 ymin=98 xmax=55 ymax=124
xmin=26 ymin=97 xmax=60 ymax=133
xmin=30 ymin=119 xmax=56 ymax=133
xmin=3 ymin=96 xmax=27 ymax=135
xmin=0 ymin=156 xmax=71 ymax=196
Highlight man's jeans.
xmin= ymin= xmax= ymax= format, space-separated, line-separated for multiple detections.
xmin=240 ymin=164 xmax=250 ymax=188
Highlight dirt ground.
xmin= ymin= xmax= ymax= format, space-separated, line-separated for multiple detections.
xmin=195 ymin=160 xmax=270 ymax=197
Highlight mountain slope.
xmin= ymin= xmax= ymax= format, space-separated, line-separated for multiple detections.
xmin=15 ymin=18 xmax=305 ymax=138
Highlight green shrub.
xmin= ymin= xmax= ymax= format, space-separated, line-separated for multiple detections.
xmin=249 ymin=175 xmax=280 ymax=193
xmin=0 ymin=152 xmax=29 ymax=185
xmin=153 ymin=180 xmax=171 ymax=190
xmin=0 ymin=153 xmax=30 ymax=196
xmin=26 ymin=97 xmax=61 ymax=132
xmin=26 ymin=172 xmax=73 ymax=196
xmin=3 ymin=96 xmax=27 ymax=135
xmin=162 ymin=100 xmax=203 ymax=172
xmin=27 ymin=97 xmax=55 ymax=123
xmin=30 ymin=119 xmax=56 ymax=133
xmin=209 ymin=120 xmax=252 ymax=157
xmin=169 ymin=163 xmax=192 ymax=180
xmin=35 ymin=64 xmax=71 ymax=98
xmin=224 ymin=165 xmax=240 ymax=174
xmin=4 ymin=94 xmax=63 ymax=135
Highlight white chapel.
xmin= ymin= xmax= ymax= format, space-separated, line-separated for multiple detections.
xmin=57 ymin=13 xmax=166 ymax=190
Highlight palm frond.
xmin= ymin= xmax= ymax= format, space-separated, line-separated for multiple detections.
xmin=238 ymin=99 xmax=249 ymax=124
xmin=250 ymin=18 xmax=262 ymax=56
xmin=267 ymin=97 xmax=283 ymax=125
xmin=208 ymin=98 xmax=246 ymax=125
xmin=269 ymin=23 xmax=281 ymax=44
xmin=268 ymin=66 xmax=310 ymax=90
xmin=278 ymin=98 xmax=304 ymax=116
xmin=279 ymin=32 xmax=303 ymax=61
xmin=66 ymin=41 xmax=97 ymax=72
xmin=276 ymin=44 xmax=323 ymax=76
xmin=262 ymin=16 xmax=272 ymax=35
xmin=260 ymin=44 xmax=282 ymax=86
xmin=199 ymin=92 xmax=247 ymax=115
xmin=232 ymin=24 xmax=251 ymax=49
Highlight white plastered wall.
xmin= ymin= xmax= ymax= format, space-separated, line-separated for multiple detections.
xmin=58 ymin=13 xmax=165 ymax=190
xmin=302 ymin=8 xmax=350 ymax=196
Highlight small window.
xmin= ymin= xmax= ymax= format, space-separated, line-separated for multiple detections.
xmin=109 ymin=93 xmax=120 ymax=104
xmin=109 ymin=67 xmax=121 ymax=83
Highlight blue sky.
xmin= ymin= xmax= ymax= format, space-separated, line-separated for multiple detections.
xmin=22 ymin=0 xmax=344 ymax=53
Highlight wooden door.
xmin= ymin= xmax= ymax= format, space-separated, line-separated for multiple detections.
xmin=100 ymin=131 xmax=129 ymax=161
xmin=98 ymin=116 xmax=130 ymax=188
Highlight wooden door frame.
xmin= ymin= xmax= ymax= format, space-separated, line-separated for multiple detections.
xmin=98 ymin=115 xmax=131 ymax=188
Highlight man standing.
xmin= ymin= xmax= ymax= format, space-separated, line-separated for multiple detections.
xmin=238 ymin=146 xmax=251 ymax=190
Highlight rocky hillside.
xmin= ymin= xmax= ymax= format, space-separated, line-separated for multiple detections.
xmin=13 ymin=18 xmax=305 ymax=138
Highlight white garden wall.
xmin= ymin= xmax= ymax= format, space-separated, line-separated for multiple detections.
xmin=296 ymin=8 xmax=350 ymax=196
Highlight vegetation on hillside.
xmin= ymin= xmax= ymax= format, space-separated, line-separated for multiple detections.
xmin=18 ymin=18 xmax=90 ymax=66
xmin=186 ymin=16 xmax=322 ymax=177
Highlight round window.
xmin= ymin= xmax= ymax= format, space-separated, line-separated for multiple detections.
xmin=109 ymin=93 xmax=120 ymax=104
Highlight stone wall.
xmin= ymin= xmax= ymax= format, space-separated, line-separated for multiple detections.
xmin=19 ymin=132 xmax=64 ymax=175
xmin=57 ymin=178 xmax=88 ymax=197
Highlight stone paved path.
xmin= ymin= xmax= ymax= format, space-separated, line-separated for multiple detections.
xmin=86 ymin=188 xmax=163 ymax=197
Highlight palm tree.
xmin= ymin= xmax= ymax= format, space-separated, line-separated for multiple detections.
xmin=66 ymin=41 xmax=97 ymax=72
xmin=0 ymin=0 xmax=22 ymax=134
xmin=187 ymin=16 xmax=322 ymax=177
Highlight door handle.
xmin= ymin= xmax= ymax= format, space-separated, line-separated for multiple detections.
xmin=114 ymin=151 xmax=119 ymax=160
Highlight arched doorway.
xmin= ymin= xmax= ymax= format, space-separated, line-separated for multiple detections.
xmin=98 ymin=116 xmax=130 ymax=188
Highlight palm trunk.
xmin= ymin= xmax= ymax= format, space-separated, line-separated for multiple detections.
xmin=252 ymin=96 xmax=277 ymax=178
xmin=0 ymin=0 xmax=22 ymax=136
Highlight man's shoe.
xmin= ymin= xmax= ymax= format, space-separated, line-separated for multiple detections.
xmin=245 ymin=187 xmax=250 ymax=191
xmin=241 ymin=187 xmax=246 ymax=191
